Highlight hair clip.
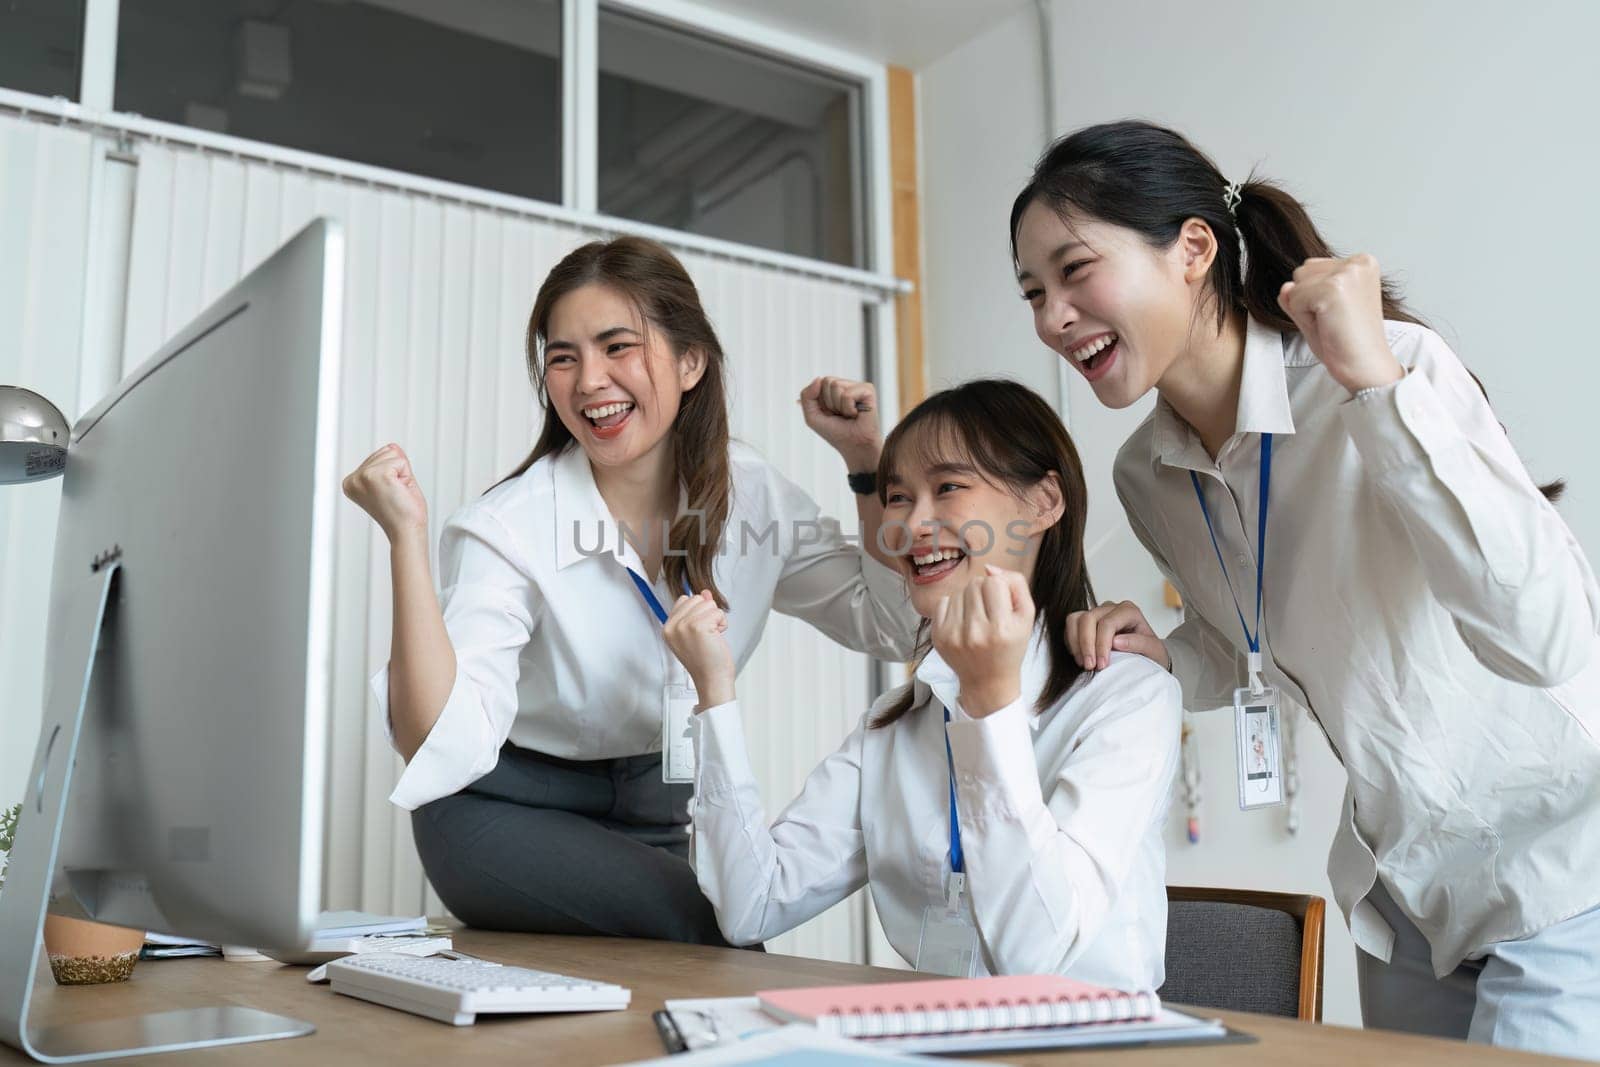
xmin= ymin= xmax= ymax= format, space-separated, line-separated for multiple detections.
xmin=1223 ymin=181 xmax=1243 ymax=218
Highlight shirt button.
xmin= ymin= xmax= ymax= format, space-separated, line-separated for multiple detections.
xmin=1236 ymin=554 xmax=1249 ymax=566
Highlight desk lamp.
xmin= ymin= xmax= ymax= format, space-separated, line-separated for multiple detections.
xmin=0 ymin=385 xmax=69 ymax=484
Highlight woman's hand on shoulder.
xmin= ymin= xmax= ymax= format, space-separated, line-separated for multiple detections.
xmin=934 ymin=565 xmax=1035 ymax=717
xmin=799 ymin=376 xmax=881 ymax=472
xmin=342 ymin=443 xmax=429 ymax=544
xmin=1065 ymin=600 xmax=1170 ymax=673
xmin=663 ymin=591 xmax=736 ymax=710
xmin=1277 ymin=254 xmax=1405 ymax=394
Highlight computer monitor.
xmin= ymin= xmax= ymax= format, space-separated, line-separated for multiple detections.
xmin=0 ymin=218 xmax=343 ymax=1061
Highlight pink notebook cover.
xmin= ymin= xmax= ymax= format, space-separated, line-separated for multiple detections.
xmin=758 ymin=975 xmax=1155 ymax=1032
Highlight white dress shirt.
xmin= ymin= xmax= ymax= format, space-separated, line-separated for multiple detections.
xmin=1114 ymin=315 xmax=1600 ymax=977
xmin=689 ymin=634 xmax=1182 ymax=992
xmin=377 ymin=440 xmax=920 ymax=811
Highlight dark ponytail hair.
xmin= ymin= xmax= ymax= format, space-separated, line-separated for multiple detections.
xmin=1009 ymin=119 xmax=1562 ymax=502
xmin=499 ymin=236 xmax=734 ymax=606
xmin=870 ymin=379 xmax=1096 ymax=728
xmin=1009 ymin=120 xmax=1421 ymax=337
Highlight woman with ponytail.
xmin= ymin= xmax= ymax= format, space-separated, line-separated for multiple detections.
xmin=341 ymin=236 xmax=918 ymax=943
xmin=1010 ymin=120 xmax=1600 ymax=1057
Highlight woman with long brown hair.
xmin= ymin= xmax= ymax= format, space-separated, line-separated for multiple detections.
xmin=664 ymin=379 xmax=1181 ymax=986
xmin=1011 ymin=120 xmax=1600 ymax=1056
xmin=341 ymin=236 xmax=917 ymax=942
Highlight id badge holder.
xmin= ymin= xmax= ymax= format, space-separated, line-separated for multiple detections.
xmin=662 ymin=682 xmax=698 ymax=783
xmin=914 ymin=872 xmax=982 ymax=977
xmin=1234 ymin=652 xmax=1283 ymax=809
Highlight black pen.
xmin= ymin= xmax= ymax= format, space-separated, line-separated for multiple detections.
xmin=652 ymin=1009 xmax=688 ymax=1055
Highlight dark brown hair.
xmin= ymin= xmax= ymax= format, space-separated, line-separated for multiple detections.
xmin=1009 ymin=119 xmax=1563 ymax=502
xmin=500 ymin=236 xmax=732 ymax=606
xmin=870 ymin=379 xmax=1096 ymax=728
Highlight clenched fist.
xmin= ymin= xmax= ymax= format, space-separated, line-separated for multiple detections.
xmin=1277 ymin=254 xmax=1405 ymax=394
xmin=342 ymin=443 xmax=429 ymax=542
xmin=932 ymin=565 xmax=1036 ymax=718
xmin=662 ymin=590 xmax=735 ymax=710
xmin=800 ymin=376 xmax=881 ymax=472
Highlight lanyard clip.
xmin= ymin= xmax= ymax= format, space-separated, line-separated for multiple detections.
xmin=945 ymin=871 xmax=965 ymax=910
xmin=1248 ymin=650 xmax=1266 ymax=695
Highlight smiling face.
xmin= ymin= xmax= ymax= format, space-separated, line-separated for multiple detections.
xmin=541 ymin=282 xmax=706 ymax=475
xmin=1014 ymin=198 xmax=1206 ymax=410
xmin=880 ymin=419 xmax=1063 ymax=620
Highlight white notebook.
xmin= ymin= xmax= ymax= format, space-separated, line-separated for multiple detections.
xmin=664 ymin=996 xmax=1231 ymax=1056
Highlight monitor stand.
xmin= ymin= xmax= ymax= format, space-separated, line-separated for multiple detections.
xmin=0 ymin=565 xmax=314 ymax=1062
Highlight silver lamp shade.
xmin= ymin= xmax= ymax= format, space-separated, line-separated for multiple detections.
xmin=0 ymin=385 xmax=69 ymax=484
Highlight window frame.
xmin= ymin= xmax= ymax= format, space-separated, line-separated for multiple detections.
xmin=583 ymin=0 xmax=884 ymax=274
xmin=60 ymin=0 xmax=893 ymax=288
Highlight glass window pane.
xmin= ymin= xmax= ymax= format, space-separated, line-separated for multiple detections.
xmin=0 ymin=0 xmax=86 ymax=101
xmin=598 ymin=7 xmax=864 ymax=268
xmin=113 ymin=0 xmax=562 ymax=203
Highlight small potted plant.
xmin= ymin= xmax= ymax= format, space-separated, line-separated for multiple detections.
xmin=0 ymin=802 xmax=18 ymax=896
xmin=1 ymin=800 xmax=144 ymax=984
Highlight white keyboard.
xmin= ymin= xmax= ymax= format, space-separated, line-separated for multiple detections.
xmin=325 ymin=953 xmax=631 ymax=1026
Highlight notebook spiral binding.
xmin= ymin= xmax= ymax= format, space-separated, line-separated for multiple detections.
xmin=817 ymin=990 xmax=1162 ymax=1039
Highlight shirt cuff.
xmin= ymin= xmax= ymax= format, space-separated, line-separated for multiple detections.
xmin=944 ymin=696 xmax=1039 ymax=818
xmin=384 ymin=667 xmax=500 ymax=811
xmin=1164 ymin=634 xmax=1233 ymax=714
xmin=1340 ymin=368 xmax=1463 ymax=476
xmin=373 ymin=665 xmax=396 ymax=745
xmin=691 ymin=700 xmax=755 ymax=797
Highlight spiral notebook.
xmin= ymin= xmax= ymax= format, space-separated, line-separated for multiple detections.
xmin=757 ymin=975 xmax=1159 ymax=1039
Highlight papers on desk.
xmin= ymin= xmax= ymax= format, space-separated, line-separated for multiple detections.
xmin=659 ymin=995 xmax=1231 ymax=1056
xmin=874 ymin=1007 xmax=1229 ymax=1054
xmin=314 ymin=910 xmax=428 ymax=939
xmin=141 ymin=911 xmax=435 ymax=964
xmin=263 ymin=932 xmax=454 ymax=966
xmin=141 ymin=932 xmax=221 ymax=960
xmin=628 ymin=1022 xmax=1002 ymax=1066
xmin=263 ymin=912 xmax=444 ymax=965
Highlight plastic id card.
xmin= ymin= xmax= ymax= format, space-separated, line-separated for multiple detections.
xmin=662 ymin=682 xmax=698 ymax=783
xmin=915 ymin=872 xmax=982 ymax=977
xmin=1235 ymin=685 xmax=1283 ymax=809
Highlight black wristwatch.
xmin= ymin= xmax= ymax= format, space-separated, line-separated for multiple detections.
xmin=847 ymin=470 xmax=877 ymax=495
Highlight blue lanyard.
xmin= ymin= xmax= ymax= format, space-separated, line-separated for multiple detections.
xmin=625 ymin=567 xmax=694 ymax=625
xmin=1187 ymin=433 xmax=1272 ymax=654
xmin=942 ymin=707 xmax=964 ymax=875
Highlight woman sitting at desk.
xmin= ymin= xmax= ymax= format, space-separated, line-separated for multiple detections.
xmin=665 ymin=379 xmax=1182 ymax=988
xmin=342 ymin=236 xmax=918 ymax=945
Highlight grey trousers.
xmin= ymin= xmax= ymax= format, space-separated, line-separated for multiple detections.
xmin=1357 ymin=877 xmax=1600 ymax=1060
xmin=412 ymin=743 xmax=738 ymax=946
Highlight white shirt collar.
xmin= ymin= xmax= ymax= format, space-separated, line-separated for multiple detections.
xmin=1152 ymin=316 xmax=1297 ymax=471
xmin=552 ymin=444 xmax=630 ymax=571
xmin=551 ymin=444 xmax=695 ymax=577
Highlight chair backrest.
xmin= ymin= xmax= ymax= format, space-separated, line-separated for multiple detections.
xmin=1160 ymin=886 xmax=1325 ymax=1021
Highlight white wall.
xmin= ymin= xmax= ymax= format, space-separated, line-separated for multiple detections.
xmin=0 ymin=120 xmax=93 ymax=820
xmin=919 ymin=0 xmax=1600 ymax=1028
xmin=920 ymin=11 xmax=1053 ymax=404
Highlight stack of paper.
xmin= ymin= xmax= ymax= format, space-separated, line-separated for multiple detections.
xmin=627 ymin=1022 xmax=1002 ymax=1066
xmin=144 ymin=912 xmax=437 ymax=965
xmin=663 ymin=977 xmax=1237 ymax=1057
xmin=263 ymin=911 xmax=447 ymax=965
xmin=314 ymin=911 xmax=428 ymax=939
xmin=141 ymin=933 xmax=220 ymax=960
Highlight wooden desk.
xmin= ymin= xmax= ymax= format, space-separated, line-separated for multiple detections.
xmin=4 ymin=931 xmax=1582 ymax=1065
